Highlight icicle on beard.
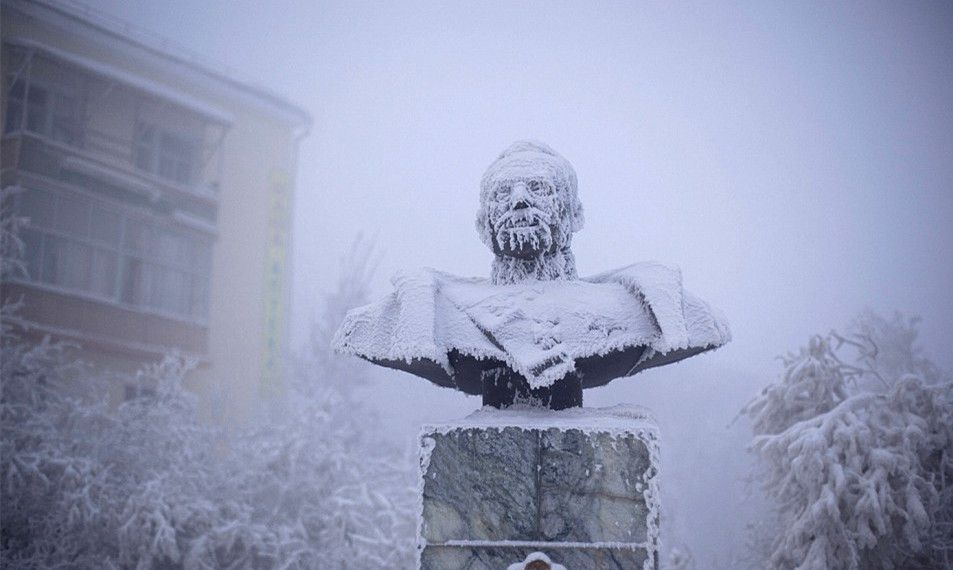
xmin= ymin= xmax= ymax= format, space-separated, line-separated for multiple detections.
xmin=491 ymin=204 xmax=556 ymax=259
xmin=495 ymin=220 xmax=555 ymax=259
xmin=484 ymin=176 xmax=578 ymax=284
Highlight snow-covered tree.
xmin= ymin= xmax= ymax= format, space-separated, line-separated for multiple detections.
xmin=741 ymin=312 xmax=953 ymax=569
xmin=231 ymin=236 xmax=415 ymax=569
xmin=1 ymin=227 xmax=415 ymax=568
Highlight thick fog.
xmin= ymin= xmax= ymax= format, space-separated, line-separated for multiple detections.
xmin=73 ymin=0 xmax=953 ymax=565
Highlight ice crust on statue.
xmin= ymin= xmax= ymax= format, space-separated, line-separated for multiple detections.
xmin=334 ymin=262 xmax=729 ymax=391
xmin=333 ymin=140 xmax=730 ymax=395
xmin=476 ymin=140 xmax=584 ymax=285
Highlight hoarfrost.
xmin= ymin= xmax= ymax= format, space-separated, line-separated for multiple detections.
xmin=335 ymin=263 xmax=729 ymax=390
xmin=335 ymin=141 xmax=729 ymax=397
xmin=477 ymin=141 xmax=583 ymax=285
xmin=0 ymin=235 xmax=417 ymax=569
xmin=740 ymin=312 xmax=953 ymax=569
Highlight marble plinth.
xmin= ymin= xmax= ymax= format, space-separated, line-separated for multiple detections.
xmin=417 ymin=405 xmax=660 ymax=570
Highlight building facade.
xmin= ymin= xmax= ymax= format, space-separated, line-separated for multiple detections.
xmin=1 ymin=0 xmax=311 ymax=420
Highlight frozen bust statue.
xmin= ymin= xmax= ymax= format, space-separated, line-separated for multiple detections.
xmin=477 ymin=141 xmax=584 ymax=284
xmin=334 ymin=141 xmax=730 ymax=409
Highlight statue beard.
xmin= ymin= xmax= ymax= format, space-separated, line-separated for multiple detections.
xmin=492 ymin=207 xmax=557 ymax=260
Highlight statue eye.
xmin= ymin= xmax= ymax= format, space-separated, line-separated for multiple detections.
xmin=528 ymin=180 xmax=540 ymax=193
xmin=532 ymin=181 xmax=553 ymax=195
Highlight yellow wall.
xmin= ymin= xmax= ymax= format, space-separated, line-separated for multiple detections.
xmin=196 ymin=115 xmax=298 ymax=423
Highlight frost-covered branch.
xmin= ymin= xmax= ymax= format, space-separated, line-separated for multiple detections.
xmin=1 ymin=236 xmax=416 ymax=568
xmin=740 ymin=312 xmax=953 ymax=570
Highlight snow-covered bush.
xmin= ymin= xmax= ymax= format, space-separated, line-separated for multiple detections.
xmin=741 ymin=311 xmax=953 ymax=569
xmin=231 ymin=237 xmax=415 ymax=568
xmin=1 ymin=227 xmax=415 ymax=568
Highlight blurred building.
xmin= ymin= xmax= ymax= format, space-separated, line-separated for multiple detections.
xmin=1 ymin=0 xmax=311 ymax=419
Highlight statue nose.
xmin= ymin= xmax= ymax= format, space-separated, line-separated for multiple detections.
xmin=512 ymin=182 xmax=530 ymax=209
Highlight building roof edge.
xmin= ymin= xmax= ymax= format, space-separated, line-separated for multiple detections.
xmin=7 ymin=0 xmax=312 ymax=127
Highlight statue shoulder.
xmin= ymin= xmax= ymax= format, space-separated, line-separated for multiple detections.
xmin=584 ymin=260 xmax=730 ymax=354
xmin=585 ymin=261 xmax=688 ymax=352
xmin=585 ymin=261 xmax=682 ymax=288
xmin=332 ymin=267 xmax=499 ymax=382
xmin=390 ymin=267 xmax=486 ymax=291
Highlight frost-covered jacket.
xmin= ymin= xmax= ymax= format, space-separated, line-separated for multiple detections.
xmin=333 ymin=262 xmax=730 ymax=394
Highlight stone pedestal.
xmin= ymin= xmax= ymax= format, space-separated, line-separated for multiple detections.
xmin=417 ymin=405 xmax=659 ymax=570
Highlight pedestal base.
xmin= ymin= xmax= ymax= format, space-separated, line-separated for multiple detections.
xmin=417 ymin=405 xmax=660 ymax=570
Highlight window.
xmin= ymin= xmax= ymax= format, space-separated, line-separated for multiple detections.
xmin=120 ymin=222 xmax=210 ymax=318
xmin=133 ymin=123 xmax=156 ymax=172
xmin=14 ymin=187 xmax=211 ymax=321
xmin=25 ymin=84 xmax=49 ymax=133
xmin=133 ymin=121 xmax=196 ymax=185
xmin=159 ymin=131 xmax=195 ymax=185
xmin=3 ymin=78 xmax=82 ymax=144
xmin=4 ymin=79 xmax=25 ymax=134
xmin=51 ymin=91 xmax=81 ymax=145
xmin=124 ymin=384 xmax=156 ymax=402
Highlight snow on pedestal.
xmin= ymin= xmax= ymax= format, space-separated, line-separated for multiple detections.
xmin=417 ymin=405 xmax=660 ymax=570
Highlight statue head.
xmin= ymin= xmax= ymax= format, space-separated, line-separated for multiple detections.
xmin=476 ymin=141 xmax=584 ymax=283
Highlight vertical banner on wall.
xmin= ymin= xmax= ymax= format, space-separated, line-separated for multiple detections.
xmin=260 ymin=169 xmax=290 ymax=395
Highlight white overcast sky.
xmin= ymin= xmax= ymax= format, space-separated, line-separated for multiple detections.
xmin=84 ymin=0 xmax=953 ymax=376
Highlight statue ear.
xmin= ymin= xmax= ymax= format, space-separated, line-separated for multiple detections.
xmin=475 ymin=205 xmax=493 ymax=247
xmin=571 ymin=203 xmax=585 ymax=233
xmin=565 ymin=168 xmax=583 ymax=233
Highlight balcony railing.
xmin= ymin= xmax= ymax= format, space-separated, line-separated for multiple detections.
xmin=83 ymin=127 xmax=135 ymax=166
xmin=3 ymin=128 xmax=220 ymax=204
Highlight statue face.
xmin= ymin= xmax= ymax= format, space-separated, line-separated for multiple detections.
xmin=476 ymin=141 xmax=584 ymax=263
xmin=488 ymin=176 xmax=561 ymax=259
